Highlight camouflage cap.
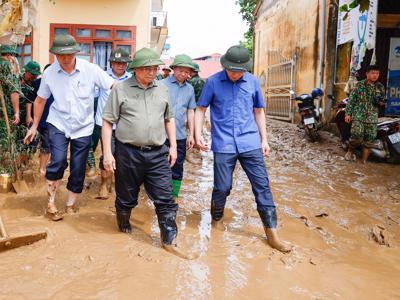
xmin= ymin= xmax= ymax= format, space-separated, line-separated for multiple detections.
xmin=24 ymin=61 xmax=41 ymax=75
xmin=129 ymin=48 xmax=164 ymax=69
xmin=50 ymin=34 xmax=80 ymax=55
xmin=109 ymin=48 xmax=132 ymax=63
xmin=170 ymin=54 xmax=195 ymax=69
xmin=0 ymin=44 xmax=17 ymax=55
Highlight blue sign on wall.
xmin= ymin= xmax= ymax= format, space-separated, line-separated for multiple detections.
xmin=386 ymin=70 xmax=400 ymax=116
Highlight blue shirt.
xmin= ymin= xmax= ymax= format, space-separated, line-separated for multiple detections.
xmin=162 ymin=75 xmax=196 ymax=140
xmin=197 ymin=70 xmax=265 ymax=154
xmin=32 ymin=78 xmax=54 ymax=129
xmin=95 ymin=69 xmax=131 ymax=126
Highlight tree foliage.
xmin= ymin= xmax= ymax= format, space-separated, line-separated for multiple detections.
xmin=340 ymin=0 xmax=370 ymax=20
xmin=235 ymin=0 xmax=256 ymax=55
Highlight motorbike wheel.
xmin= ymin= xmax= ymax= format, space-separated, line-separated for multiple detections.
xmin=305 ymin=126 xmax=319 ymax=142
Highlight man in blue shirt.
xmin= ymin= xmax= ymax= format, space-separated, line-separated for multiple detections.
xmin=195 ymin=45 xmax=291 ymax=253
xmin=94 ymin=48 xmax=131 ymax=199
xmin=162 ymin=54 xmax=196 ymax=200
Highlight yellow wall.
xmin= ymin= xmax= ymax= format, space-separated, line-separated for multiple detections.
xmin=33 ymin=0 xmax=151 ymax=66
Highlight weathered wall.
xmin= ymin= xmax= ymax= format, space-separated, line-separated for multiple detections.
xmin=33 ymin=0 xmax=151 ymax=67
xmin=254 ymin=0 xmax=335 ymax=119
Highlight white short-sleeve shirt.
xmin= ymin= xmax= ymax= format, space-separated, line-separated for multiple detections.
xmin=37 ymin=58 xmax=115 ymax=139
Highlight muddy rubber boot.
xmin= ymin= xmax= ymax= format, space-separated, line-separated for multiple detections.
xmin=97 ymin=171 xmax=111 ymax=199
xmin=158 ymin=212 xmax=178 ymax=245
xmin=258 ymin=207 xmax=292 ymax=253
xmin=361 ymin=147 xmax=371 ymax=164
xmin=116 ymin=209 xmax=132 ymax=233
xmin=210 ymin=199 xmax=224 ymax=222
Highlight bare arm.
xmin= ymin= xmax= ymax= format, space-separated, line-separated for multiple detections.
xmin=165 ymin=118 xmax=177 ymax=167
xmin=10 ymin=92 xmax=20 ymax=125
xmin=186 ymin=108 xmax=195 ymax=150
xmin=254 ymin=108 xmax=270 ymax=156
xmin=24 ymin=96 xmax=46 ymax=144
xmin=101 ymin=120 xmax=115 ymax=173
xmin=194 ymin=106 xmax=208 ymax=151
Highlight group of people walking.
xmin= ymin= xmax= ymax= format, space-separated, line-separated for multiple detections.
xmin=1 ymin=34 xmax=292 ymax=255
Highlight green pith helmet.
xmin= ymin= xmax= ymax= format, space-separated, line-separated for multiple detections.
xmin=0 ymin=44 xmax=17 ymax=55
xmin=49 ymin=34 xmax=80 ymax=55
xmin=129 ymin=47 xmax=164 ymax=69
xmin=24 ymin=61 xmax=41 ymax=75
xmin=109 ymin=48 xmax=132 ymax=63
xmin=220 ymin=45 xmax=252 ymax=72
xmin=191 ymin=62 xmax=200 ymax=73
xmin=170 ymin=54 xmax=195 ymax=69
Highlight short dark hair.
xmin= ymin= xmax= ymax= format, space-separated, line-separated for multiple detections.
xmin=366 ymin=64 xmax=380 ymax=72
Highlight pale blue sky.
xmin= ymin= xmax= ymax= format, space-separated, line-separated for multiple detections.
xmin=163 ymin=0 xmax=247 ymax=58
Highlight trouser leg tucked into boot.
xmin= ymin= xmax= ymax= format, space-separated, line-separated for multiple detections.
xmin=157 ymin=212 xmax=178 ymax=245
xmin=172 ymin=179 xmax=182 ymax=199
xmin=258 ymin=207 xmax=292 ymax=253
xmin=116 ymin=209 xmax=132 ymax=233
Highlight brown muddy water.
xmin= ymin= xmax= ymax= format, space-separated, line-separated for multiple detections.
xmin=0 ymin=119 xmax=400 ymax=300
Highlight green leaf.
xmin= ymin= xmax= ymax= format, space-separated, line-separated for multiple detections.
xmin=339 ymin=4 xmax=349 ymax=13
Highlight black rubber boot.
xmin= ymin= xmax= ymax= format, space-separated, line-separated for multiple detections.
xmin=210 ymin=200 xmax=225 ymax=222
xmin=157 ymin=212 xmax=178 ymax=245
xmin=116 ymin=209 xmax=132 ymax=233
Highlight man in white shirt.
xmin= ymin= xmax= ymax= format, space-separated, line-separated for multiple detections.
xmin=94 ymin=48 xmax=131 ymax=199
xmin=24 ymin=34 xmax=115 ymax=221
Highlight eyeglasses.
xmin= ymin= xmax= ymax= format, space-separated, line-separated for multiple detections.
xmin=174 ymin=69 xmax=191 ymax=75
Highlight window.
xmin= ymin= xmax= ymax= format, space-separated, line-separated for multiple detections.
xmin=16 ymin=33 xmax=33 ymax=67
xmin=50 ymin=24 xmax=136 ymax=69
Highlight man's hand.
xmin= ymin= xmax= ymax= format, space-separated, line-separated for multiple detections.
xmin=195 ymin=135 xmax=209 ymax=151
xmin=26 ymin=116 xmax=33 ymax=127
xmin=345 ymin=115 xmax=351 ymax=123
xmin=23 ymin=127 xmax=37 ymax=145
xmin=12 ymin=113 xmax=20 ymax=125
xmin=187 ymin=135 xmax=195 ymax=150
xmin=261 ymin=141 xmax=270 ymax=157
xmin=103 ymin=153 xmax=116 ymax=173
xmin=168 ymin=146 xmax=177 ymax=167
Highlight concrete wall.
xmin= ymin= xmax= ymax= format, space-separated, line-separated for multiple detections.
xmin=254 ymin=0 xmax=323 ymax=94
xmin=33 ymin=0 xmax=151 ymax=66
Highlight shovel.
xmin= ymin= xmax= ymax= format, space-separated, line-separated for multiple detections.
xmin=0 ymin=215 xmax=47 ymax=252
xmin=0 ymin=85 xmax=29 ymax=194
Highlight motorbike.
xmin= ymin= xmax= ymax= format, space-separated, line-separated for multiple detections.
xmin=293 ymin=88 xmax=324 ymax=142
xmin=335 ymin=98 xmax=400 ymax=163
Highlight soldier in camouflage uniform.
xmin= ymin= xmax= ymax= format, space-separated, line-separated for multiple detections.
xmin=21 ymin=61 xmax=41 ymax=127
xmin=0 ymin=47 xmax=21 ymax=171
xmin=345 ymin=65 xmax=385 ymax=163
xmin=189 ymin=62 xmax=204 ymax=102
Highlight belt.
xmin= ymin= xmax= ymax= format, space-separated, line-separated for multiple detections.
xmin=128 ymin=144 xmax=163 ymax=151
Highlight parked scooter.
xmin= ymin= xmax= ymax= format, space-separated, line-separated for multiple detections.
xmin=293 ymin=88 xmax=324 ymax=142
xmin=335 ymin=98 xmax=400 ymax=163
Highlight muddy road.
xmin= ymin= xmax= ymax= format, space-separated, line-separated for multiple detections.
xmin=1 ymin=119 xmax=400 ymax=300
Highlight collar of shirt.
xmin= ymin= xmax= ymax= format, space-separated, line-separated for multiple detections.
xmin=168 ymin=75 xmax=189 ymax=87
xmin=54 ymin=58 xmax=82 ymax=75
xmin=219 ymin=70 xmax=248 ymax=83
xmin=107 ymin=69 xmax=131 ymax=81
xmin=129 ymin=75 xmax=158 ymax=89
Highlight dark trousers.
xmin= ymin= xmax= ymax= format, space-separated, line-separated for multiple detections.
xmin=87 ymin=124 xmax=101 ymax=168
xmin=165 ymin=138 xmax=186 ymax=181
xmin=38 ymin=126 xmax=50 ymax=154
xmin=46 ymin=123 xmax=92 ymax=193
xmin=212 ymin=148 xmax=275 ymax=211
xmin=114 ymin=140 xmax=178 ymax=214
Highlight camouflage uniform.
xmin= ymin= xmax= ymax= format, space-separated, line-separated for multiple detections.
xmin=345 ymin=79 xmax=385 ymax=144
xmin=0 ymin=58 xmax=20 ymax=170
xmin=189 ymin=74 xmax=205 ymax=102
